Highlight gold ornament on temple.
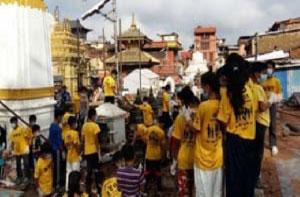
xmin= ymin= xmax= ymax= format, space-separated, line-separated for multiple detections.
xmin=0 ymin=0 xmax=46 ymax=11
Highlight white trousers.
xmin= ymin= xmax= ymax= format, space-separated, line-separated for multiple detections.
xmin=66 ymin=161 xmax=80 ymax=191
xmin=194 ymin=166 xmax=223 ymax=197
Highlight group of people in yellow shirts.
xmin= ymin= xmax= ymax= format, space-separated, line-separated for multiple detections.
xmin=7 ymin=56 xmax=283 ymax=197
xmin=131 ymin=54 xmax=282 ymax=197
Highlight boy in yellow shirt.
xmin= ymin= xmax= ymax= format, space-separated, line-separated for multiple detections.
xmin=26 ymin=115 xmax=36 ymax=177
xmin=34 ymin=142 xmax=53 ymax=197
xmin=144 ymin=117 xmax=165 ymax=193
xmin=65 ymin=116 xmax=80 ymax=191
xmin=138 ymin=97 xmax=154 ymax=127
xmin=9 ymin=117 xmax=30 ymax=184
xmin=103 ymin=69 xmax=117 ymax=104
xmin=81 ymin=108 xmax=101 ymax=194
xmin=162 ymin=85 xmax=172 ymax=130
xmin=262 ymin=60 xmax=282 ymax=156
xmin=172 ymin=86 xmax=199 ymax=197
xmin=251 ymin=62 xmax=271 ymax=187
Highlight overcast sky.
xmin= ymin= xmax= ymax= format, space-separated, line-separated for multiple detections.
xmin=45 ymin=0 xmax=300 ymax=49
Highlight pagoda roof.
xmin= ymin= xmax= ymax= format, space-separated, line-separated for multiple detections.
xmin=106 ymin=48 xmax=160 ymax=65
xmin=118 ymin=14 xmax=151 ymax=42
xmin=70 ymin=20 xmax=92 ymax=32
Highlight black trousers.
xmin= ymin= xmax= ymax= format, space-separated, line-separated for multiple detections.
xmin=255 ymin=122 xmax=267 ymax=185
xmin=52 ymin=150 xmax=62 ymax=188
xmin=85 ymin=153 xmax=100 ymax=193
xmin=226 ymin=133 xmax=256 ymax=197
xmin=104 ymin=96 xmax=115 ymax=104
xmin=269 ymin=104 xmax=277 ymax=147
xmin=145 ymin=159 xmax=162 ymax=191
xmin=16 ymin=154 xmax=30 ymax=179
xmin=162 ymin=112 xmax=172 ymax=130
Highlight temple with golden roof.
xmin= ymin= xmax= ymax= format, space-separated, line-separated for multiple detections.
xmin=51 ymin=7 xmax=90 ymax=96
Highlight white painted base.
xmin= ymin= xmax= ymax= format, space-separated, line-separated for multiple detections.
xmin=0 ymin=97 xmax=56 ymax=137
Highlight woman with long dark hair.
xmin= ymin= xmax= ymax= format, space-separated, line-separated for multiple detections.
xmin=218 ymin=53 xmax=257 ymax=197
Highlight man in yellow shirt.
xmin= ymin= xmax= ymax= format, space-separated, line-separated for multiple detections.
xmin=81 ymin=108 xmax=101 ymax=194
xmin=144 ymin=117 xmax=165 ymax=192
xmin=103 ymin=69 xmax=117 ymax=104
xmin=138 ymin=97 xmax=154 ymax=127
xmin=65 ymin=116 xmax=80 ymax=191
xmin=9 ymin=117 xmax=30 ymax=185
xmin=172 ymin=87 xmax=198 ymax=197
xmin=251 ymin=62 xmax=271 ymax=188
xmin=262 ymin=60 xmax=282 ymax=156
xmin=162 ymin=85 xmax=172 ymax=130
xmin=34 ymin=142 xmax=53 ymax=197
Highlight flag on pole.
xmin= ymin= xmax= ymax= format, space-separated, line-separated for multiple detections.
xmin=81 ymin=0 xmax=111 ymax=20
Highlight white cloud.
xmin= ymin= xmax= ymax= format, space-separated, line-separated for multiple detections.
xmin=45 ymin=0 xmax=300 ymax=49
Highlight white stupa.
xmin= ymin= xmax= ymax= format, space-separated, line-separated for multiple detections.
xmin=183 ymin=51 xmax=208 ymax=84
xmin=0 ymin=1 xmax=56 ymax=133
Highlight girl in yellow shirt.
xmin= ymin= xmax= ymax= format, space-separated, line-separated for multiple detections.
xmin=218 ymin=54 xmax=257 ymax=197
xmin=65 ymin=116 xmax=80 ymax=192
xmin=172 ymin=86 xmax=198 ymax=197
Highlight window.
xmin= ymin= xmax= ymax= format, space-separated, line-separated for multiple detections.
xmin=203 ymin=52 xmax=207 ymax=60
xmin=201 ymin=42 xmax=210 ymax=50
xmin=209 ymin=52 xmax=214 ymax=62
xmin=201 ymin=33 xmax=209 ymax=40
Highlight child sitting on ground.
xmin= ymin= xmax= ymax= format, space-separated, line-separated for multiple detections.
xmin=117 ymin=144 xmax=145 ymax=197
xmin=34 ymin=142 xmax=53 ymax=197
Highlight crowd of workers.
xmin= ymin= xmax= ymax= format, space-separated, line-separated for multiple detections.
xmin=2 ymin=53 xmax=283 ymax=197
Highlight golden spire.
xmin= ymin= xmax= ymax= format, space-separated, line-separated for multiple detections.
xmin=54 ymin=5 xmax=60 ymax=22
xmin=131 ymin=13 xmax=137 ymax=29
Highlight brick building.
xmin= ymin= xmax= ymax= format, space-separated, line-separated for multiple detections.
xmin=241 ymin=17 xmax=300 ymax=57
xmin=144 ymin=33 xmax=183 ymax=78
xmin=194 ymin=26 xmax=217 ymax=66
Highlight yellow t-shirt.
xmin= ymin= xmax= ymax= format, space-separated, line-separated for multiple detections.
xmin=24 ymin=127 xmax=33 ymax=146
xmin=65 ymin=129 xmax=80 ymax=163
xmin=218 ymin=85 xmax=256 ymax=140
xmin=34 ymin=157 xmax=53 ymax=195
xmin=73 ymin=93 xmax=81 ymax=114
xmin=103 ymin=76 xmax=116 ymax=97
xmin=139 ymin=104 xmax=154 ymax=126
xmin=253 ymin=84 xmax=270 ymax=127
xmin=62 ymin=112 xmax=73 ymax=141
xmin=9 ymin=127 xmax=28 ymax=155
xmin=82 ymin=122 xmax=101 ymax=155
xmin=172 ymin=114 xmax=195 ymax=170
xmin=162 ymin=92 xmax=170 ymax=112
xmin=247 ymin=78 xmax=254 ymax=91
xmin=134 ymin=124 xmax=148 ymax=143
xmin=102 ymin=177 xmax=121 ymax=197
xmin=262 ymin=77 xmax=282 ymax=98
xmin=193 ymin=100 xmax=223 ymax=170
xmin=145 ymin=125 xmax=165 ymax=160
